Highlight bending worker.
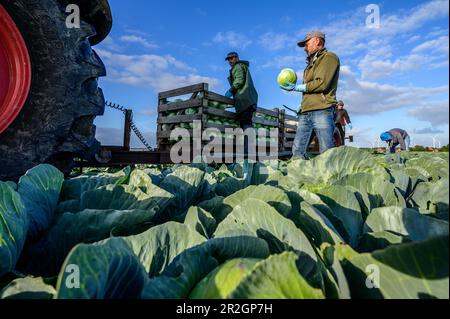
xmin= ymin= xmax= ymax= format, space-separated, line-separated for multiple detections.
xmin=380 ymin=128 xmax=410 ymax=153
xmin=280 ymin=31 xmax=340 ymax=159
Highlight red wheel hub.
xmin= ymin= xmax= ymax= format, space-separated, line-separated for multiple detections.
xmin=0 ymin=4 xmax=31 ymax=134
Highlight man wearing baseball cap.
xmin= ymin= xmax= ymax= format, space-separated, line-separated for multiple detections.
xmin=224 ymin=52 xmax=259 ymax=155
xmin=335 ymin=100 xmax=352 ymax=145
xmin=225 ymin=52 xmax=258 ymax=129
xmin=280 ymin=31 xmax=341 ymax=159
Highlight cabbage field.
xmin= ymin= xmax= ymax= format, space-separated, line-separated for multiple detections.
xmin=0 ymin=147 xmax=448 ymax=299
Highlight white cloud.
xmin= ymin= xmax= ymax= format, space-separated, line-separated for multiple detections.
xmin=259 ymin=32 xmax=295 ymax=51
xmin=430 ymin=60 xmax=450 ymax=68
xmin=405 ymin=34 xmax=422 ymax=44
xmin=99 ymin=36 xmax=122 ymax=52
xmin=407 ymin=102 xmax=450 ymax=126
xmin=426 ymin=27 xmax=449 ymax=39
xmin=412 ymin=127 xmax=445 ymax=134
xmin=339 ymin=65 xmax=449 ymax=121
xmin=357 ymin=33 xmax=449 ymax=79
xmin=96 ymin=127 xmax=124 ymax=146
xmin=412 ymin=35 xmax=449 ymax=54
xmin=119 ymin=35 xmax=159 ymax=49
xmin=213 ymin=31 xmax=252 ymax=49
xmin=298 ymin=1 xmax=449 ymax=57
xmin=123 ymin=28 xmax=152 ymax=38
xmin=261 ymin=1 xmax=449 ymax=79
xmin=150 ymin=73 xmax=220 ymax=92
xmin=380 ymin=0 xmax=449 ymax=34
xmin=260 ymin=54 xmax=305 ymax=69
xmin=254 ymin=2 xmax=449 ymax=147
xmin=258 ymin=0 xmax=449 ymax=71
xmin=358 ymin=53 xmax=423 ymax=80
xmin=163 ymin=55 xmax=197 ymax=72
xmin=97 ymin=49 xmax=220 ymax=92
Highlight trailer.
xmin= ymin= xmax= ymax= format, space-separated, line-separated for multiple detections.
xmin=75 ymin=82 xmax=353 ymax=168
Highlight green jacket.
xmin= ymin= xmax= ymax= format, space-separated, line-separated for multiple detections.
xmin=228 ymin=61 xmax=258 ymax=114
xmin=301 ymin=48 xmax=340 ymax=113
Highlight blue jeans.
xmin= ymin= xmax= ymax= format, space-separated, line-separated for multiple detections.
xmin=292 ymin=107 xmax=336 ymax=159
xmin=405 ymin=135 xmax=410 ymax=151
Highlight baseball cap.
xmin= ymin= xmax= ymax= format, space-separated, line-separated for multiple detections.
xmin=337 ymin=100 xmax=345 ymax=106
xmin=297 ymin=31 xmax=326 ymax=47
xmin=225 ymin=52 xmax=239 ymax=61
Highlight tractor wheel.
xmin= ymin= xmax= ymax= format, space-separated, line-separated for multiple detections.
xmin=0 ymin=0 xmax=106 ymax=181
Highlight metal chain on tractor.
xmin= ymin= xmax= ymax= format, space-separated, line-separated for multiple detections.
xmin=105 ymin=101 xmax=153 ymax=151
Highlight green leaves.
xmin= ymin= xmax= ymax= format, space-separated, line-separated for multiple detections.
xmin=0 ymin=148 xmax=448 ymax=299
xmin=142 ymin=236 xmax=270 ymax=299
xmin=285 ymin=147 xmax=389 ymax=187
xmin=333 ymin=172 xmax=403 ymax=210
xmin=122 ymin=222 xmax=206 ymax=276
xmin=342 ymin=235 xmax=449 ymax=299
xmin=294 ymin=201 xmax=344 ymax=246
xmin=406 ymin=156 xmax=448 ymax=181
xmin=364 ymin=207 xmax=449 ymax=242
xmin=214 ymin=199 xmax=317 ymax=262
xmin=0 ymin=277 xmax=55 ymax=299
xmin=157 ymin=166 xmax=206 ymax=220
xmin=18 ymin=208 xmax=161 ymax=276
xmin=61 ymin=173 xmax=121 ymax=201
xmin=230 ymin=252 xmax=325 ymax=299
xmin=190 ymin=258 xmax=262 ymax=299
xmin=317 ymin=185 xmax=364 ymax=247
xmin=17 ymin=165 xmax=63 ymax=239
xmin=222 ymin=185 xmax=292 ymax=217
xmin=184 ymin=206 xmax=217 ymax=239
xmin=409 ymin=179 xmax=449 ymax=219
xmin=79 ymin=184 xmax=171 ymax=212
xmin=56 ymin=238 xmax=147 ymax=299
xmin=0 ymin=182 xmax=28 ymax=276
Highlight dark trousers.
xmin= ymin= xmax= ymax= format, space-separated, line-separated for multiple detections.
xmin=239 ymin=105 xmax=256 ymax=130
xmin=336 ymin=123 xmax=345 ymax=145
xmin=238 ymin=105 xmax=256 ymax=156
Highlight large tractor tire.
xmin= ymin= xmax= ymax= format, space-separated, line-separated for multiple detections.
xmin=0 ymin=0 xmax=108 ymax=181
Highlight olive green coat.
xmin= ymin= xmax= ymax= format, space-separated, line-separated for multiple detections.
xmin=228 ymin=61 xmax=258 ymax=114
xmin=301 ymin=48 xmax=340 ymax=113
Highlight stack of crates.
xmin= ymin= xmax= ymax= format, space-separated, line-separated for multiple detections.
xmin=156 ymin=83 xmax=282 ymax=160
xmin=279 ymin=110 xmax=298 ymax=155
xmin=157 ymin=83 xmax=236 ymax=151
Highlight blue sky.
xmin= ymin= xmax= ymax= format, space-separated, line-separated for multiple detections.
xmin=94 ymin=0 xmax=449 ymax=148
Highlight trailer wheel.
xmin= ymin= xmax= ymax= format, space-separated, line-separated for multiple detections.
xmin=0 ymin=0 xmax=106 ymax=180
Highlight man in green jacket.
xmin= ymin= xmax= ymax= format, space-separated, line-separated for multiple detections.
xmin=225 ymin=52 xmax=259 ymax=130
xmin=280 ymin=31 xmax=340 ymax=159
